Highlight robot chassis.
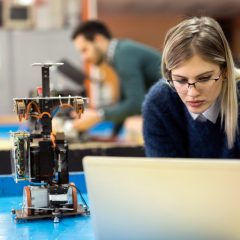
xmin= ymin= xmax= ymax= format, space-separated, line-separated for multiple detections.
xmin=11 ymin=63 xmax=88 ymax=223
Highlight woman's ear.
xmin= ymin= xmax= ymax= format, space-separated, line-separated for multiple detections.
xmin=166 ymin=69 xmax=171 ymax=80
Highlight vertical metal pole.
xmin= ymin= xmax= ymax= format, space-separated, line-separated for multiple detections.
xmin=41 ymin=66 xmax=51 ymax=136
xmin=42 ymin=66 xmax=50 ymax=97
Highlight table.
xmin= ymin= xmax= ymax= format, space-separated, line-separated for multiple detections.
xmin=0 ymin=173 xmax=94 ymax=240
xmin=0 ymin=196 xmax=94 ymax=240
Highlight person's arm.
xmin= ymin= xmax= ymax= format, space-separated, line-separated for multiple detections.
xmin=103 ymin=61 xmax=146 ymax=124
xmin=72 ymin=108 xmax=102 ymax=131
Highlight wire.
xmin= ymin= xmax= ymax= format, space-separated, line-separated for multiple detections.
xmin=51 ymin=107 xmax=60 ymax=117
xmin=40 ymin=112 xmax=52 ymax=118
xmin=69 ymin=184 xmax=90 ymax=212
xmin=26 ymin=101 xmax=41 ymax=119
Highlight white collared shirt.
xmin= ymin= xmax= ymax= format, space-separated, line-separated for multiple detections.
xmin=189 ymin=99 xmax=220 ymax=123
xmin=106 ymin=38 xmax=118 ymax=64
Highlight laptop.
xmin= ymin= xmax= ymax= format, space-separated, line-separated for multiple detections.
xmin=83 ymin=156 xmax=240 ymax=240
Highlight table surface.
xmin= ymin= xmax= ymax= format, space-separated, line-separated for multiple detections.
xmin=0 ymin=172 xmax=94 ymax=240
xmin=0 ymin=195 xmax=94 ymax=240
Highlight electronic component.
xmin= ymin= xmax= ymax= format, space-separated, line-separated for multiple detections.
xmin=10 ymin=131 xmax=30 ymax=182
xmin=11 ymin=63 xmax=88 ymax=223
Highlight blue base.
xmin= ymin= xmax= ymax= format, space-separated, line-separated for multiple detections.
xmin=0 ymin=195 xmax=94 ymax=240
xmin=0 ymin=173 xmax=94 ymax=240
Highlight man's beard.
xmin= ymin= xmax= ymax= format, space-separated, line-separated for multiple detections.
xmin=95 ymin=49 xmax=105 ymax=66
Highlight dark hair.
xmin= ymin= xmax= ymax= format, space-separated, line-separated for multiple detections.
xmin=71 ymin=20 xmax=112 ymax=41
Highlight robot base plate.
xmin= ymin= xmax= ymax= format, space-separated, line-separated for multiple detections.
xmin=14 ymin=205 xmax=88 ymax=222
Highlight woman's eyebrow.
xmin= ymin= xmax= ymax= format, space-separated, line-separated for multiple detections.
xmin=172 ymin=70 xmax=214 ymax=78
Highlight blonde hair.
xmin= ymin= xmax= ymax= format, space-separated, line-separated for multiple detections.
xmin=161 ymin=16 xmax=239 ymax=148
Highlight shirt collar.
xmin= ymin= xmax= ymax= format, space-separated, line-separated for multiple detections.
xmin=106 ymin=38 xmax=118 ymax=64
xmin=189 ymin=99 xmax=220 ymax=123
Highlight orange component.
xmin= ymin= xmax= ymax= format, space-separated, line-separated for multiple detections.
xmin=18 ymin=114 xmax=23 ymax=122
xmin=50 ymin=131 xmax=56 ymax=148
xmin=40 ymin=112 xmax=52 ymax=118
xmin=23 ymin=186 xmax=32 ymax=216
xmin=26 ymin=101 xmax=41 ymax=120
xmin=69 ymin=183 xmax=78 ymax=212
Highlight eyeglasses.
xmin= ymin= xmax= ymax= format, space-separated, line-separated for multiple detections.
xmin=167 ymin=72 xmax=222 ymax=93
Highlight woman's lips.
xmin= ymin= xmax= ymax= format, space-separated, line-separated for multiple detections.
xmin=187 ymin=100 xmax=205 ymax=108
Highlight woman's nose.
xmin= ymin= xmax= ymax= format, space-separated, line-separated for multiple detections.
xmin=186 ymin=83 xmax=200 ymax=97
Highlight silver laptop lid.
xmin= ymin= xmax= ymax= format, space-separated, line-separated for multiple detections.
xmin=83 ymin=156 xmax=240 ymax=240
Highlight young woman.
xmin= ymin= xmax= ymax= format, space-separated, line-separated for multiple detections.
xmin=143 ymin=16 xmax=240 ymax=158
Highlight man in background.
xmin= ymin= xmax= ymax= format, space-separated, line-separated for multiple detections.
xmin=71 ymin=20 xmax=161 ymax=136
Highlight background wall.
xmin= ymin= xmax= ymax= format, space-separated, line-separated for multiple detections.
xmin=99 ymin=14 xmax=183 ymax=52
xmin=99 ymin=13 xmax=240 ymax=58
xmin=0 ymin=29 xmax=82 ymax=115
xmin=97 ymin=0 xmax=240 ymax=57
xmin=1 ymin=0 xmax=240 ymax=114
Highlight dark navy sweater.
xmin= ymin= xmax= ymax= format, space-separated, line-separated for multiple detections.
xmin=142 ymin=80 xmax=240 ymax=158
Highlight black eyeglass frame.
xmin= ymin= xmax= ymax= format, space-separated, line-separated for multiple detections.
xmin=167 ymin=72 xmax=222 ymax=89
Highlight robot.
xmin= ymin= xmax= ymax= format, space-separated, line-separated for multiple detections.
xmin=11 ymin=63 xmax=88 ymax=223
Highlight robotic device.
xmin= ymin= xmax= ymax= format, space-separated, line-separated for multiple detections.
xmin=11 ymin=63 xmax=88 ymax=223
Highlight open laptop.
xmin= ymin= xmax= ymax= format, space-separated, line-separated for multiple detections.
xmin=83 ymin=156 xmax=240 ymax=240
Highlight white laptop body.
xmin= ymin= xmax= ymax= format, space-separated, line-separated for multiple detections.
xmin=83 ymin=156 xmax=240 ymax=240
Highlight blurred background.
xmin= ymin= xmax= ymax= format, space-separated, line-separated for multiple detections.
xmin=0 ymin=0 xmax=240 ymax=143
xmin=0 ymin=0 xmax=239 ymax=177
xmin=1 ymin=0 xmax=240 ymax=115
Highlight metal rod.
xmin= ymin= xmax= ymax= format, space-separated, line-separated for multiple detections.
xmin=42 ymin=66 xmax=50 ymax=97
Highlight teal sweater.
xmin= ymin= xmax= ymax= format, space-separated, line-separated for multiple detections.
xmin=103 ymin=39 xmax=161 ymax=124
